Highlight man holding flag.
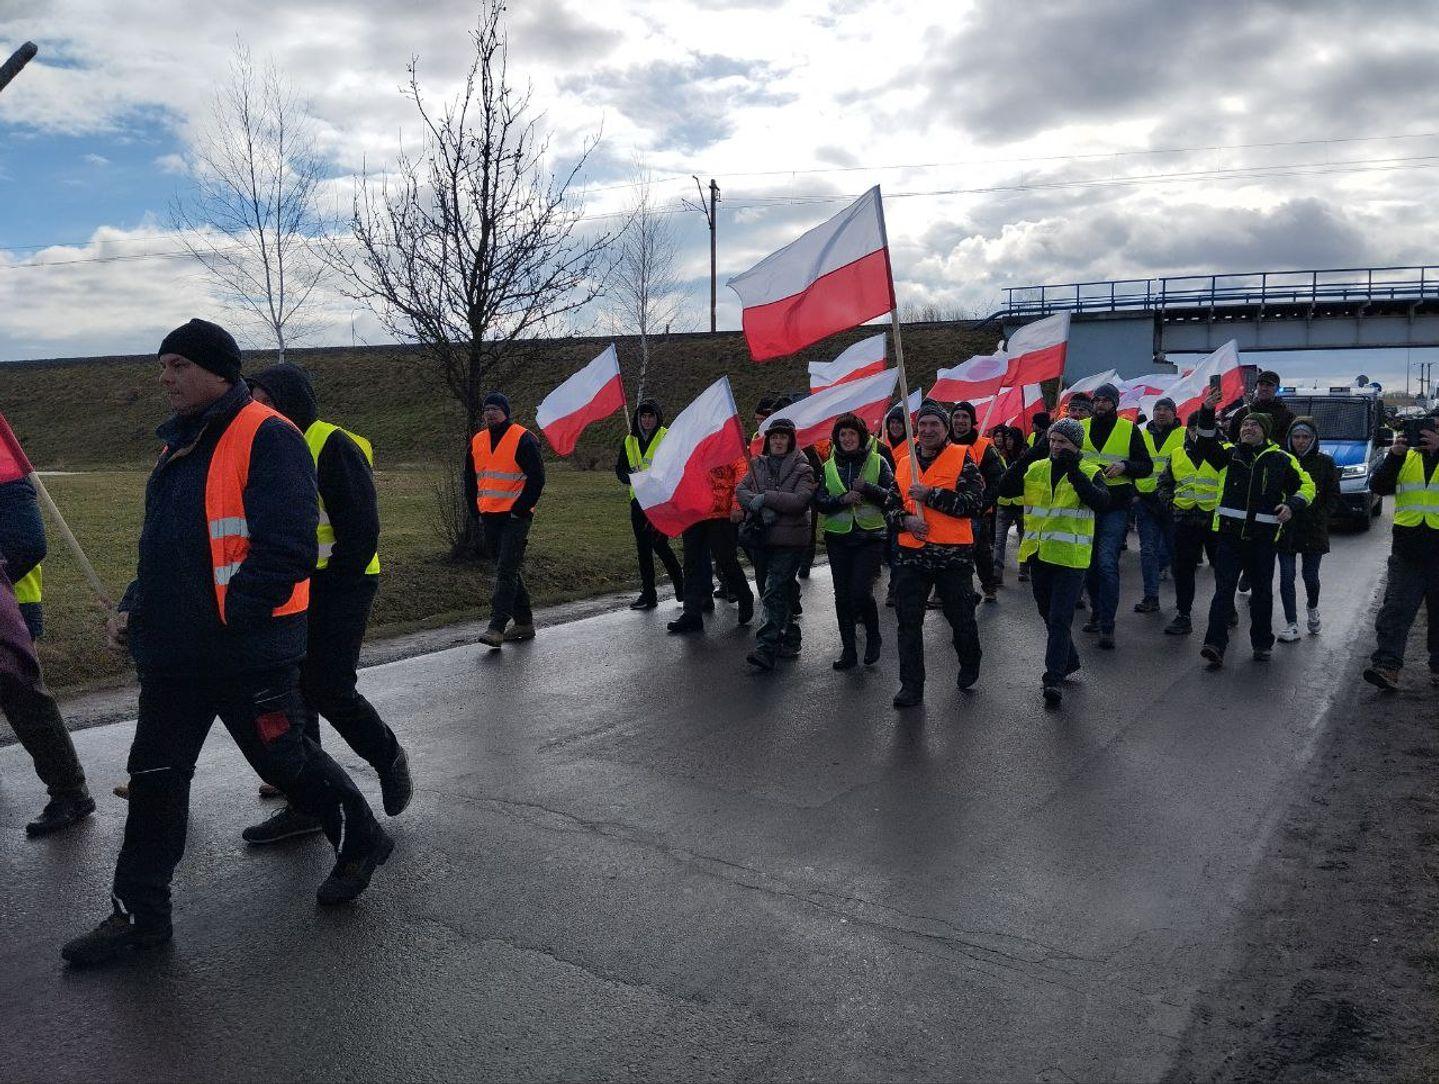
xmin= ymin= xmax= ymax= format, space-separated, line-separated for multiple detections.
xmin=615 ymin=399 xmax=684 ymax=610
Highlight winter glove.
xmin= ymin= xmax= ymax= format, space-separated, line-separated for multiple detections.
xmin=740 ymin=490 xmax=766 ymax=513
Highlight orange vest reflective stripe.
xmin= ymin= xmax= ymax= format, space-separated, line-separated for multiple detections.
xmin=471 ymin=424 xmax=532 ymax=514
xmin=895 ymin=443 xmax=975 ymax=549
xmin=205 ymin=400 xmax=310 ymax=624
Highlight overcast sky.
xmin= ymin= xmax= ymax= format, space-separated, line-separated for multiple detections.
xmin=2 ymin=0 xmax=1438 ymax=386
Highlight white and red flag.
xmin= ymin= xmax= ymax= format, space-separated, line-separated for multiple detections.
xmin=931 ymin=352 xmax=1009 ymax=403
xmin=756 ymin=368 xmax=899 ymax=453
xmin=0 ymin=413 xmax=35 ymax=485
xmin=902 ymin=385 xmax=924 ymax=419
xmin=535 ymin=344 xmax=626 ymax=456
xmin=809 ymin=333 xmax=887 ymax=392
xmin=728 ymin=186 xmax=894 ymax=362
xmin=974 ymin=385 xmax=1045 ymax=433
xmin=1167 ymin=340 xmax=1244 ymax=421
xmin=1003 ymin=312 xmax=1071 ymax=386
xmin=629 ymin=377 xmax=747 ymax=538
xmin=1056 ymin=368 xmax=1119 ymax=413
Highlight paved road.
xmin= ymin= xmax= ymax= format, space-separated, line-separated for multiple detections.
xmin=1 ymin=519 xmax=1392 ymax=1082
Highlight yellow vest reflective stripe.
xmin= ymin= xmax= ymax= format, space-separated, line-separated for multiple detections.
xmin=304 ymin=420 xmax=381 ymax=575
xmin=1394 ymin=450 xmax=1439 ymax=528
xmin=624 ymin=427 xmax=667 ymax=499
xmin=1138 ymin=425 xmax=1184 ymax=495
xmin=820 ymin=445 xmax=885 ymax=534
xmin=1081 ymin=416 xmax=1139 ymax=488
xmin=1170 ymin=442 xmax=1225 ymax=511
xmin=13 ymin=564 xmax=41 ymax=604
xmin=1018 ymin=459 xmax=1102 ymax=569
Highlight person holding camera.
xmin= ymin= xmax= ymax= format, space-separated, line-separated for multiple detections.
xmin=997 ymin=418 xmax=1111 ymax=704
xmin=1363 ymin=414 xmax=1439 ymax=690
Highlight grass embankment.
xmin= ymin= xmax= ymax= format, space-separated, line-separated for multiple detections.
xmin=32 ymin=470 xmax=635 ymax=694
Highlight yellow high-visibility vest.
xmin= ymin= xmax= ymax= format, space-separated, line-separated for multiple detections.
xmin=1018 ymin=459 xmax=1103 ymax=569
xmin=623 ymin=427 xmax=668 ymax=499
xmin=14 ymin=564 xmax=41 ymax=604
xmin=304 ymin=421 xmax=381 ymax=574
xmin=1393 ymin=450 xmax=1439 ymax=529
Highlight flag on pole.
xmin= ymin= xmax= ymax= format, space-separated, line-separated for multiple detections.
xmin=809 ymin=333 xmax=887 ymax=392
xmin=0 ymin=413 xmax=34 ymax=484
xmin=1003 ymin=312 xmax=1071 ymax=386
xmin=1056 ymin=368 xmax=1119 ymax=413
xmin=973 ymin=385 xmax=1044 ymax=433
xmin=1166 ymin=340 xmax=1244 ymax=421
xmin=535 ymin=344 xmax=626 ymax=456
xmin=728 ymin=187 xmax=894 ymax=362
xmin=930 ymin=352 xmax=1009 ymax=403
xmin=903 ymin=385 xmax=923 ymax=418
xmin=757 ymin=368 xmax=899 ymax=452
xmin=630 ymin=377 xmax=747 ymax=538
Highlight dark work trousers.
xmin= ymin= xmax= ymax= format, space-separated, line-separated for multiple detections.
xmin=1204 ymin=534 xmax=1277 ymax=654
xmin=1170 ymin=512 xmax=1214 ymax=618
xmin=799 ymin=506 xmax=818 ymax=576
xmin=481 ymin=513 xmax=533 ymax=632
xmin=1085 ymin=506 xmax=1129 ymax=633
xmin=113 ymin=665 xmax=380 ymax=925
xmin=0 ymin=673 xmax=88 ymax=799
xmin=825 ymin=535 xmax=883 ymax=654
xmin=630 ymin=499 xmax=683 ymax=601
xmin=682 ymin=519 xmax=752 ymax=617
xmin=1278 ymin=551 xmax=1323 ymax=624
xmin=994 ymin=505 xmax=1025 ymax=571
xmin=972 ymin=513 xmax=998 ymax=591
xmin=1030 ymin=559 xmax=1086 ymax=684
xmin=1372 ymin=552 xmax=1439 ymax=672
xmin=892 ymin=558 xmax=982 ymax=691
xmin=753 ymin=547 xmax=804 ymax=660
xmin=300 ymin=575 xmax=399 ymax=771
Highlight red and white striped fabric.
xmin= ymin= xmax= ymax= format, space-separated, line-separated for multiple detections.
xmin=809 ymin=333 xmax=887 ymax=392
xmin=535 ymin=344 xmax=626 ymax=456
xmin=902 ymin=385 xmax=923 ymax=419
xmin=0 ymin=412 xmax=34 ymax=485
xmin=1056 ymin=368 xmax=1118 ymax=413
xmin=1003 ymin=312 xmax=1070 ymax=386
xmin=974 ymin=385 xmax=1045 ymax=433
xmin=930 ymin=352 xmax=1009 ymax=403
xmin=629 ymin=377 xmax=747 ymax=538
xmin=1167 ymin=340 xmax=1244 ymax=421
xmin=757 ymin=368 xmax=898 ymax=452
xmin=728 ymin=187 xmax=894 ymax=362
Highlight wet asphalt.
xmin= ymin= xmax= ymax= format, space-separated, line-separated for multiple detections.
xmin=0 ymin=518 xmax=1392 ymax=1082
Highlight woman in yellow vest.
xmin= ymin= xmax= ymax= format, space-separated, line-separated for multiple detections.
xmin=996 ymin=417 xmax=1112 ymax=704
xmin=615 ymin=398 xmax=683 ymax=610
xmin=815 ymin=413 xmax=895 ymax=670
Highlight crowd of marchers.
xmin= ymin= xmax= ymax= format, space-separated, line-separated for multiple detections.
xmin=2 ymin=318 xmax=1437 ymax=971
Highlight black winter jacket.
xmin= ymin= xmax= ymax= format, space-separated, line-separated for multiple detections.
xmin=1278 ymin=419 xmax=1339 ymax=555
xmin=1084 ymin=412 xmax=1153 ymax=503
xmin=1194 ymin=405 xmax=1311 ymax=543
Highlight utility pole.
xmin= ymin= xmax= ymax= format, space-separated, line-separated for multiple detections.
xmin=691 ymin=176 xmax=720 ymax=333
xmin=0 ymin=42 xmax=38 ymax=97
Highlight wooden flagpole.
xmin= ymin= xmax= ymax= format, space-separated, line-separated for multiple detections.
xmin=27 ymin=472 xmax=113 ymax=608
xmin=872 ymin=188 xmax=926 ymax=529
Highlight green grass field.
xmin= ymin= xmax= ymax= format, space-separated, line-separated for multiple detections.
xmin=31 ymin=469 xmax=639 ymax=694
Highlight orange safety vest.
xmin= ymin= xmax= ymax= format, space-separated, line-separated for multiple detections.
xmin=471 ymin=424 xmax=533 ymax=514
xmin=895 ymin=443 xmax=975 ymax=549
xmin=962 ymin=435 xmax=991 ymax=465
xmin=205 ymin=400 xmax=310 ymax=624
xmin=887 ymin=434 xmax=911 ymax=460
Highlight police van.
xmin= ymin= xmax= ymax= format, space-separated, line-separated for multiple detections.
xmin=1278 ymin=384 xmax=1387 ymax=529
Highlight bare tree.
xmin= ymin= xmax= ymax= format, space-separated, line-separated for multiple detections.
xmin=607 ymin=166 xmax=685 ymax=402
xmin=171 ymin=44 xmax=329 ymax=362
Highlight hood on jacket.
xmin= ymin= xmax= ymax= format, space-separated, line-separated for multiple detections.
xmin=247 ymin=364 xmax=319 ymax=431
xmin=1287 ymin=414 xmax=1320 ymax=455
xmin=631 ymin=397 xmax=664 ymax=438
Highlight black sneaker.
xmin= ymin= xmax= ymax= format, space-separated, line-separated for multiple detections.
xmin=667 ymin=613 xmax=703 ymax=635
xmin=25 ymin=794 xmax=96 ymax=838
xmin=956 ymin=664 xmax=980 ymax=690
xmin=833 ymin=648 xmax=858 ymax=671
xmin=1164 ymin=614 xmax=1191 ymax=636
xmin=1134 ymin=596 xmax=1160 ymax=613
xmin=1201 ymin=644 xmax=1224 ymax=669
xmin=892 ymin=685 xmax=923 ymax=709
xmin=242 ymin=805 xmax=324 ymax=845
xmin=317 ymin=828 xmax=395 ymax=905
xmin=62 ymin=913 xmax=172 ymax=967
xmin=1081 ymin=619 xmax=1099 ymax=634
xmin=629 ymin=595 xmax=658 ymax=611
xmin=1253 ymin=648 xmax=1272 ymax=661
xmin=1042 ymin=682 xmax=1062 ymax=705
xmin=1363 ymin=664 xmax=1400 ymax=691
xmin=746 ymin=651 xmax=775 ymax=671
xmin=378 ymin=749 xmax=413 ymax=817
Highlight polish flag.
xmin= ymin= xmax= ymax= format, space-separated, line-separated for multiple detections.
xmin=974 ymin=385 xmax=1044 ymax=433
xmin=1003 ymin=312 xmax=1071 ymax=386
xmin=756 ymin=368 xmax=899 ymax=453
xmin=1167 ymin=340 xmax=1244 ymax=421
xmin=930 ymin=352 xmax=1009 ymax=403
xmin=809 ymin=333 xmax=887 ymax=392
xmin=1056 ymin=368 xmax=1119 ymax=413
xmin=630 ymin=377 xmax=747 ymax=538
xmin=535 ymin=344 xmax=627 ymax=456
xmin=728 ymin=187 xmax=894 ymax=362
xmin=902 ymin=385 xmax=924 ymax=419
xmin=0 ymin=413 xmax=34 ymax=484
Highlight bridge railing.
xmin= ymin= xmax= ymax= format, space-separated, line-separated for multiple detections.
xmin=1003 ymin=266 xmax=1439 ymax=317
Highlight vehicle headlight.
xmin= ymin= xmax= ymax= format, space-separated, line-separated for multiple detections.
xmin=1342 ymin=463 xmax=1368 ymax=479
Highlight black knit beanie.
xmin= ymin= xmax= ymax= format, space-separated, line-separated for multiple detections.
xmin=158 ymin=318 xmax=242 ymax=383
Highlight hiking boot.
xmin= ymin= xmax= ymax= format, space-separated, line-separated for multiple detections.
xmin=1307 ymin=607 xmax=1322 ymax=635
xmin=1097 ymin=632 xmax=1115 ymax=650
xmin=1201 ymin=644 xmax=1224 ymax=669
xmin=259 ymin=781 xmax=283 ymax=798
xmin=736 ymin=595 xmax=755 ymax=626
xmin=1277 ymin=623 xmax=1300 ymax=643
xmin=1253 ymin=648 xmax=1272 ymax=661
xmin=892 ymin=685 xmax=923 ymax=709
xmin=1042 ymin=682 xmax=1062 ymax=705
xmin=504 ymin=623 xmax=536 ymax=642
xmin=62 ymin=913 xmax=172 ymax=967
xmin=957 ymin=663 xmax=980 ymax=690
xmin=1164 ymin=613 xmax=1192 ymax=636
xmin=629 ymin=595 xmax=658 ymax=611
xmin=746 ymin=651 xmax=775 ymax=672
xmin=1133 ymin=596 xmax=1160 ymax=613
xmin=242 ymin=805 xmax=324 ymax=845
xmin=25 ymin=794 xmax=96 ymax=838
xmin=316 ymin=828 xmax=395 ymax=906
xmin=113 ymin=783 xmax=130 ymax=800
xmin=1081 ymin=619 xmax=1099 ymax=634
xmin=667 ymin=613 xmax=703 ymax=635
xmin=478 ymin=628 xmax=505 ymax=649
xmin=833 ymin=648 xmax=858 ymax=671
xmin=378 ymin=749 xmax=413 ymax=817
xmin=863 ymin=630 xmax=882 ymax=666
xmin=1362 ymin=664 xmax=1400 ymax=692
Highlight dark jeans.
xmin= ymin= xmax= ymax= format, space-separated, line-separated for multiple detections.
xmin=300 ymin=576 xmax=399 ymax=771
xmin=972 ymin=513 xmax=997 ymax=591
xmin=1205 ymin=534 xmax=1277 ymax=653
xmin=682 ymin=519 xmax=752 ymax=616
xmin=0 ymin=673 xmax=87 ymax=800
xmin=113 ymin=665 xmax=379 ymax=925
xmin=753 ymin=548 xmax=803 ymax=658
xmin=1372 ymin=552 xmax=1439 ymax=672
xmin=1171 ymin=513 xmax=1213 ymax=617
xmin=892 ymin=559 xmax=981 ymax=690
xmin=481 ymin=513 xmax=532 ymax=631
xmin=1085 ymin=507 xmax=1129 ymax=633
xmin=1135 ymin=498 xmax=1171 ymax=598
xmin=630 ymin=499 xmax=683 ymax=600
xmin=825 ymin=536 xmax=883 ymax=653
xmin=1030 ymin=559 xmax=1086 ymax=684
xmin=1278 ymin=551 xmax=1323 ymax=623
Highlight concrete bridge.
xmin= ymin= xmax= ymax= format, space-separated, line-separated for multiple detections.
xmin=997 ymin=265 xmax=1439 ymax=380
